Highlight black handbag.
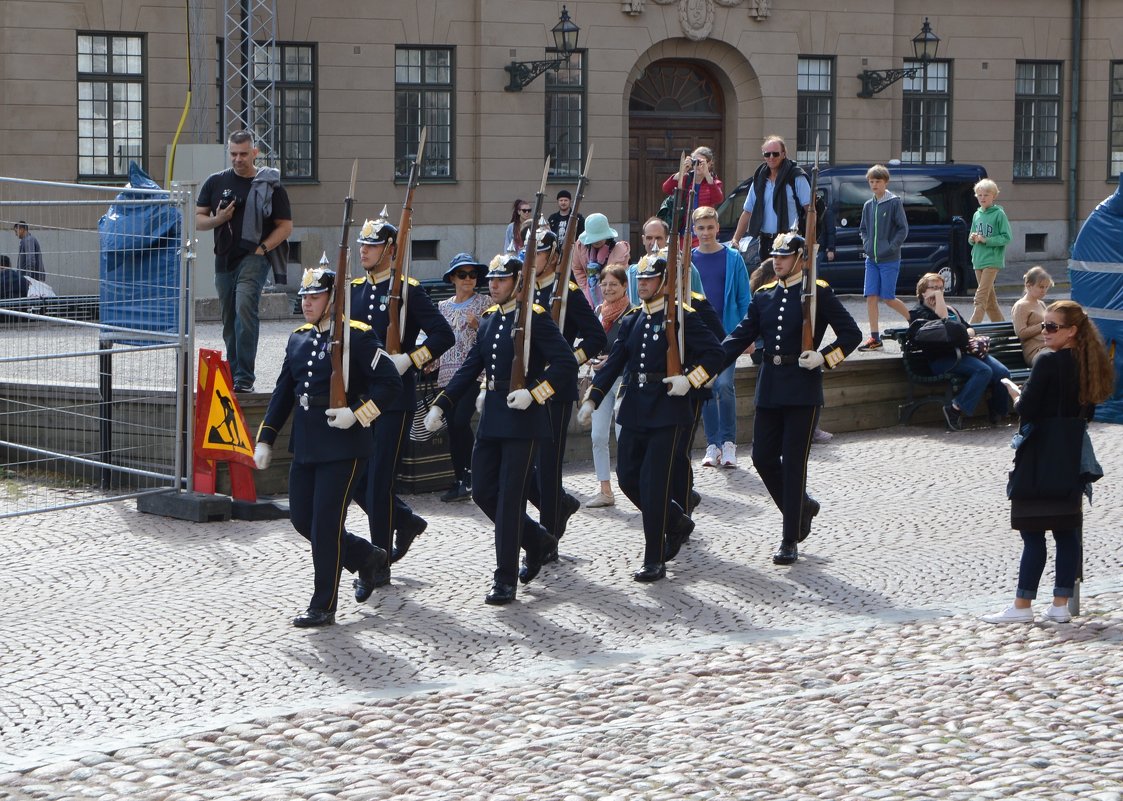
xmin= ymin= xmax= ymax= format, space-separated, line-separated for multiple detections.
xmin=908 ymin=317 xmax=970 ymax=351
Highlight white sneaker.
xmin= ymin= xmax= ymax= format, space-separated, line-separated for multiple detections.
xmin=585 ymin=492 xmax=615 ymax=508
xmin=1043 ymin=603 xmax=1072 ymax=623
xmin=701 ymin=444 xmax=719 ymax=467
xmin=811 ymin=428 xmax=833 ymax=443
xmin=721 ymin=441 xmax=737 ymax=468
xmin=981 ymin=604 xmax=1035 ymax=624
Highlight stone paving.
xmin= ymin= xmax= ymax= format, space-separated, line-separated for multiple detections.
xmin=1 ymin=417 xmax=1121 ymax=799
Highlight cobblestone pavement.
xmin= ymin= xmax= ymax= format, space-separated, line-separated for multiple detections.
xmin=2 ymin=418 xmax=1121 ymax=798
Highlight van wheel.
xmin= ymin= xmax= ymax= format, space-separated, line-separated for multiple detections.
xmin=937 ymin=264 xmax=962 ymax=295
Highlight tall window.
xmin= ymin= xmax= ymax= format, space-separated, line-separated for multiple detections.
xmin=395 ymin=47 xmax=454 ymax=180
xmin=1014 ymin=61 xmax=1061 ymax=179
xmin=253 ymin=43 xmax=316 ymax=181
xmin=77 ymin=33 xmax=145 ymax=181
xmin=1112 ymin=63 xmax=1123 ymax=177
xmin=546 ymin=49 xmax=586 ymax=179
xmin=901 ymin=60 xmax=950 ymax=164
xmin=796 ymin=57 xmax=833 ymax=164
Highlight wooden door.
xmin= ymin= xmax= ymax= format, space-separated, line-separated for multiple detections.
xmin=628 ymin=61 xmax=724 ymax=257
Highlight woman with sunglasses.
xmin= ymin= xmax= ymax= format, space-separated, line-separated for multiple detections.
xmin=909 ymin=272 xmax=1012 ymax=430
xmin=503 ymin=199 xmax=532 ymax=254
xmin=983 ymin=300 xmax=1114 ymax=624
xmin=435 ymin=253 xmax=492 ymax=502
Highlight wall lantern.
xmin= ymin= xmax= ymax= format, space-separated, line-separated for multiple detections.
xmin=857 ymin=18 xmax=940 ymax=99
xmin=504 ymin=6 xmax=580 ymax=92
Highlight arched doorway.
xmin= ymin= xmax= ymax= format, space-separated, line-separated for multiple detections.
xmin=628 ymin=60 xmax=725 ymax=256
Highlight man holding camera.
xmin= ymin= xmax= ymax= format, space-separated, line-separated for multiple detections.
xmin=196 ymin=130 xmax=293 ymax=392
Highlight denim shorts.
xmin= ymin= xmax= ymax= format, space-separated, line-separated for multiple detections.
xmin=863 ymin=257 xmax=902 ymax=299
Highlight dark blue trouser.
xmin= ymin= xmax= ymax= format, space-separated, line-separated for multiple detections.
xmin=1017 ymin=528 xmax=1080 ymax=599
xmin=617 ymin=424 xmax=685 ymax=565
xmin=472 ymin=436 xmax=546 ymax=587
xmin=527 ymin=399 xmax=573 ymax=537
xmin=752 ymin=405 xmax=818 ymax=545
xmin=289 ymin=458 xmax=377 ymax=612
xmin=353 ymin=408 xmax=422 ymax=553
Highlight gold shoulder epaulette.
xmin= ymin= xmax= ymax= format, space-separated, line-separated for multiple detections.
xmin=295 ymin=323 xmax=313 ymax=332
xmin=483 ymin=304 xmax=500 ymax=316
xmin=758 ymin=280 xmax=778 ymax=292
xmin=682 ymin=303 xmax=696 ymax=313
xmin=348 ymin=319 xmax=372 ymax=332
xmin=625 ymin=306 xmax=642 ymax=316
xmin=690 ymin=290 xmax=706 ymax=301
xmin=816 ymin=278 xmax=830 ymax=288
xmin=532 ymin=303 xmax=548 ymax=314
xmin=350 ymin=276 xmax=366 ymax=285
xmin=407 ymin=276 xmax=421 ymax=287
xmin=569 ymin=280 xmax=580 ymax=291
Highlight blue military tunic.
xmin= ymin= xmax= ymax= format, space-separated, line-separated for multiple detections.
xmin=434 ymin=302 xmax=577 ymax=439
xmin=257 ymin=320 xmax=402 ymax=460
xmin=533 ymin=275 xmax=607 ymax=402
xmin=721 ymin=275 xmax=862 ymax=406
xmin=350 ymin=270 xmax=455 ymax=409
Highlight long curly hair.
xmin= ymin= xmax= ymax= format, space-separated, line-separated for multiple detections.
xmin=1048 ymin=300 xmax=1115 ymax=405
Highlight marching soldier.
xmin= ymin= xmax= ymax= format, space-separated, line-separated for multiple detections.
xmin=577 ymin=252 xmax=723 ymax=582
xmin=350 ymin=210 xmax=455 ymax=574
xmin=425 ymin=254 xmax=578 ymax=605
xmin=526 ymin=223 xmax=607 ymax=549
xmin=253 ymin=267 xmax=403 ymax=627
xmin=719 ymin=232 xmax=861 ymax=565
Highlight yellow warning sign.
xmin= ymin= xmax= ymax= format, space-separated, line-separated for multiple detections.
xmin=194 ymin=349 xmax=255 ymax=464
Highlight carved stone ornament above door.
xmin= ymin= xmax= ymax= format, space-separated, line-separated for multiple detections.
xmin=627 ymin=0 xmax=770 ymax=36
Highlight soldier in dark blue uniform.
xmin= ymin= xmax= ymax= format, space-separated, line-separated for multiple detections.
xmin=254 ymin=267 xmax=403 ymax=627
xmin=720 ymin=232 xmax=861 ymax=565
xmin=349 ymin=210 xmax=455 ymax=573
xmin=424 ymin=254 xmax=578 ymax=605
xmin=525 ymin=223 xmax=607 ymax=551
xmin=577 ymin=252 xmax=723 ymax=582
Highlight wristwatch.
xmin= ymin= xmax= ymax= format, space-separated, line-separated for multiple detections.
xmin=259 ymin=243 xmax=269 ymax=255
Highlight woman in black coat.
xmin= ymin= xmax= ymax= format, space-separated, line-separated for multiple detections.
xmin=982 ymin=300 xmax=1114 ymax=624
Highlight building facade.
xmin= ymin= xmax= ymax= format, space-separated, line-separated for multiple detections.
xmin=1 ymin=0 xmax=1120 ymax=281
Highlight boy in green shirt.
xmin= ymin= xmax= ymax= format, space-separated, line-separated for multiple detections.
xmin=968 ymin=178 xmax=1012 ymax=323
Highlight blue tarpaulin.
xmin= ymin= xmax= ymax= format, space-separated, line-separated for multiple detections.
xmin=99 ymin=162 xmax=181 ymax=344
xmin=1069 ymin=173 xmax=1123 ymax=423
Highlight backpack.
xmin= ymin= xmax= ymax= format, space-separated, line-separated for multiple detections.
xmin=907 ymin=317 xmax=969 ymax=358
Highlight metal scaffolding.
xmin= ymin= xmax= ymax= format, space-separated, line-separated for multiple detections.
xmin=222 ymin=0 xmax=278 ymax=166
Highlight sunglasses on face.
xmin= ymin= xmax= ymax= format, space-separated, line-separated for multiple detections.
xmin=762 ymin=151 xmax=782 ymax=158
xmin=454 ymin=271 xmax=477 ymax=280
xmin=1041 ymin=321 xmax=1068 ymax=332
xmin=519 ymin=208 xmax=531 ymax=214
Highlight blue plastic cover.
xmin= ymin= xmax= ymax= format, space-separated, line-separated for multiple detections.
xmin=98 ymin=161 xmax=182 ymax=344
xmin=1069 ymin=173 xmax=1123 ymax=422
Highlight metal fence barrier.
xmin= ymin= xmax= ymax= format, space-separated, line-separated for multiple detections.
xmin=0 ymin=175 xmax=194 ymax=518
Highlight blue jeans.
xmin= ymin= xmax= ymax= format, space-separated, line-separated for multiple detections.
xmin=931 ymin=353 xmax=1010 ymax=416
xmin=214 ymin=254 xmax=270 ymax=388
xmin=1016 ymin=528 xmax=1080 ymax=599
xmin=701 ymin=363 xmax=736 ymax=447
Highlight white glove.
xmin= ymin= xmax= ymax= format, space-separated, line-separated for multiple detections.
xmin=475 ymin=389 xmax=486 ymax=414
xmin=325 ymin=406 xmax=358 ymax=429
xmin=506 ymin=388 xmax=533 ymax=410
xmin=577 ymin=400 xmax=595 ymax=426
xmin=662 ymin=374 xmax=691 ymax=397
xmin=798 ymin=350 xmax=825 ymax=370
xmin=253 ymin=442 xmax=272 ymax=470
xmin=389 ymin=353 xmax=413 ymax=375
xmin=424 ymin=406 xmax=445 ymax=433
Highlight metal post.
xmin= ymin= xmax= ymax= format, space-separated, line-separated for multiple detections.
xmin=98 ymin=341 xmax=113 ymax=489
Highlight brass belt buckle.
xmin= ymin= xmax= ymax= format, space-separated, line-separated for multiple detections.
xmin=299 ymin=393 xmax=310 ymax=410
xmin=637 ymin=373 xmax=646 ymax=386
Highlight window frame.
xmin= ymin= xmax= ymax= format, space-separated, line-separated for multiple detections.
xmin=1109 ymin=61 xmax=1123 ymax=179
xmin=796 ymin=55 xmax=835 ymax=165
xmin=1013 ymin=59 xmax=1063 ymax=182
xmin=900 ymin=58 xmax=952 ymax=165
xmin=394 ymin=45 xmax=456 ymax=183
xmin=76 ymin=31 xmax=147 ymax=183
xmin=545 ymin=47 xmax=587 ymax=181
xmin=253 ymin=41 xmax=317 ymax=183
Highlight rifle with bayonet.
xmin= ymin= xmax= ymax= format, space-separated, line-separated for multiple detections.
xmin=801 ymin=137 xmax=821 ymax=352
xmin=678 ymin=151 xmax=699 ymax=359
xmin=386 ymin=126 xmax=427 ymax=354
xmin=663 ymin=154 xmax=688 ymax=376
xmin=551 ymin=144 xmax=594 ymax=329
xmin=329 ymin=159 xmax=359 ymax=408
xmin=511 ymin=157 xmax=551 ymax=391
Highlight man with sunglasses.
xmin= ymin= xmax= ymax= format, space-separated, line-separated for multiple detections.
xmin=730 ymin=136 xmax=811 ymax=268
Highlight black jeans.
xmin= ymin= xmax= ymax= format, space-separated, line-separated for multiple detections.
xmin=1016 ymin=528 xmax=1080 ymax=599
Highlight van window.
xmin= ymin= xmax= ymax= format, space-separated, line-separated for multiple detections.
xmin=835 ymin=179 xmax=869 ymax=228
xmin=899 ymin=176 xmax=949 ymax=227
xmin=717 ymin=190 xmax=742 ymax=231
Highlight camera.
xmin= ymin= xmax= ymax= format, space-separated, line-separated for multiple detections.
xmin=218 ymin=189 xmax=235 ymax=209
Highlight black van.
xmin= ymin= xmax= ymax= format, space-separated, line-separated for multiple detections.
xmin=716 ymin=162 xmax=987 ymax=295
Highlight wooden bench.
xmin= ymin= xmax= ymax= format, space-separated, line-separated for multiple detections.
xmin=882 ymin=321 xmax=1032 ymax=424
xmin=0 ymin=295 xmax=100 ymax=322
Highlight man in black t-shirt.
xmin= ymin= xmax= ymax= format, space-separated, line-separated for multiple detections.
xmin=196 ymin=130 xmax=293 ymax=392
xmin=547 ymin=189 xmax=585 ymax=244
